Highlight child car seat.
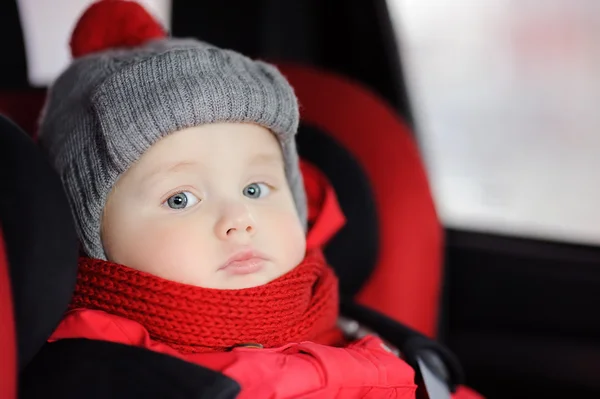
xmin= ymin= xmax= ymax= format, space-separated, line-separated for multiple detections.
xmin=0 ymin=76 xmax=470 ymax=399
xmin=279 ymin=64 xmax=444 ymax=337
xmin=0 ymin=112 xmax=464 ymax=398
xmin=0 ymin=100 xmax=477 ymax=399
xmin=282 ymin=65 xmax=483 ymax=399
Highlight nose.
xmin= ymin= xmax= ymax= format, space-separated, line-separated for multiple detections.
xmin=215 ymin=203 xmax=256 ymax=241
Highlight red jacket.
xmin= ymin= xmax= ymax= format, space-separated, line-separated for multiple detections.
xmin=51 ymin=309 xmax=417 ymax=398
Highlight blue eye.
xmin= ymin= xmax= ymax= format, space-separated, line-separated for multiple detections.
xmin=243 ymin=183 xmax=270 ymax=199
xmin=165 ymin=191 xmax=199 ymax=209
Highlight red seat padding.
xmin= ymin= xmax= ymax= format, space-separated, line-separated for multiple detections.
xmin=0 ymin=229 xmax=16 ymax=399
xmin=280 ymin=65 xmax=443 ymax=336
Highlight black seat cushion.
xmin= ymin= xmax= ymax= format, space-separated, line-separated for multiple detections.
xmin=0 ymin=115 xmax=79 ymax=370
xmin=20 ymin=339 xmax=240 ymax=399
xmin=297 ymin=123 xmax=379 ymax=297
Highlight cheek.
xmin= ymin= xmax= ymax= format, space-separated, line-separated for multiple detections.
xmin=104 ymin=215 xmax=215 ymax=285
xmin=261 ymin=207 xmax=306 ymax=271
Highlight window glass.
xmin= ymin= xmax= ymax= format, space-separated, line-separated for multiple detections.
xmin=388 ymin=0 xmax=600 ymax=245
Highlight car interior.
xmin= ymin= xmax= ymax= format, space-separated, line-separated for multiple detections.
xmin=1 ymin=1 xmax=599 ymax=398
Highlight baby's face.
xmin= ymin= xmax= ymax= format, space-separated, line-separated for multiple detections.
xmin=101 ymin=123 xmax=306 ymax=289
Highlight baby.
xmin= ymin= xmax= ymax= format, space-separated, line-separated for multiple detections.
xmin=40 ymin=1 xmax=418 ymax=397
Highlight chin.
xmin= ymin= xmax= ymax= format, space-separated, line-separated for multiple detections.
xmin=222 ymin=273 xmax=277 ymax=290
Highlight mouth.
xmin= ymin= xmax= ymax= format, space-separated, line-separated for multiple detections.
xmin=219 ymin=250 xmax=269 ymax=275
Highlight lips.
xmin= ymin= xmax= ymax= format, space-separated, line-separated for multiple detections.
xmin=219 ymin=250 xmax=268 ymax=275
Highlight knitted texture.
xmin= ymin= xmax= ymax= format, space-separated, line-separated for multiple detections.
xmin=38 ymin=0 xmax=306 ymax=260
xmin=70 ymin=249 xmax=339 ymax=353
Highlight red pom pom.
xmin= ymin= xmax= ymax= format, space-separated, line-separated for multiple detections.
xmin=70 ymin=0 xmax=166 ymax=58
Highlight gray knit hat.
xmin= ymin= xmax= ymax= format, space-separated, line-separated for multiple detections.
xmin=38 ymin=1 xmax=306 ymax=260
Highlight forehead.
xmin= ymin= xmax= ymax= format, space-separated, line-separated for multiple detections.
xmin=131 ymin=123 xmax=285 ymax=177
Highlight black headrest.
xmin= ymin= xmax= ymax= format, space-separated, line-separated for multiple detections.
xmin=0 ymin=2 xmax=29 ymax=89
xmin=0 ymin=115 xmax=79 ymax=371
xmin=297 ymin=123 xmax=379 ymax=297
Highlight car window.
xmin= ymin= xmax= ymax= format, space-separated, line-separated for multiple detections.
xmin=388 ymin=0 xmax=600 ymax=245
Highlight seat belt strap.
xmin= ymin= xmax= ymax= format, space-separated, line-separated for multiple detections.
xmin=417 ymin=356 xmax=452 ymax=399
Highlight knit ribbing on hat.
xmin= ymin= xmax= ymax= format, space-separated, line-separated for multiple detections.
xmin=38 ymin=38 xmax=306 ymax=259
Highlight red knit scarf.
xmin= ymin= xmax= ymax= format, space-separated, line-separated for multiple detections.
xmin=70 ymin=249 xmax=340 ymax=353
